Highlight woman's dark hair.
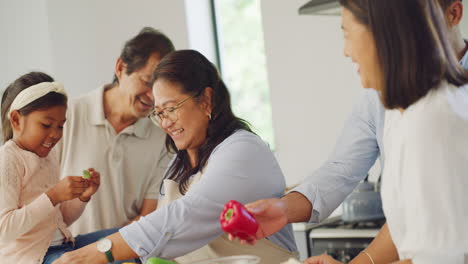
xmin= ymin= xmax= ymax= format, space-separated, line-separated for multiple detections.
xmin=1 ymin=72 xmax=67 ymax=142
xmin=112 ymin=27 xmax=175 ymax=84
xmin=152 ymin=49 xmax=252 ymax=194
xmin=339 ymin=0 xmax=468 ymax=109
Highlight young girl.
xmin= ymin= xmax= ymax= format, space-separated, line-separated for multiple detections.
xmin=0 ymin=72 xmax=117 ymax=264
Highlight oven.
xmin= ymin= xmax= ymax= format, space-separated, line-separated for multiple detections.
xmin=293 ymin=216 xmax=384 ymax=262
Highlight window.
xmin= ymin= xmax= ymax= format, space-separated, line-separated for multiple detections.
xmin=213 ymin=0 xmax=275 ymax=148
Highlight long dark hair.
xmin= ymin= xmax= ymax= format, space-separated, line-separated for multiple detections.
xmin=1 ymin=72 xmax=67 ymax=142
xmin=339 ymin=0 xmax=468 ymax=109
xmin=152 ymin=50 xmax=252 ymax=194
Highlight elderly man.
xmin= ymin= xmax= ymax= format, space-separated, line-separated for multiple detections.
xmin=59 ymin=27 xmax=174 ymax=236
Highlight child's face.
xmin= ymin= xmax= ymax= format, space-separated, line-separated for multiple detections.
xmin=14 ymin=105 xmax=67 ymax=157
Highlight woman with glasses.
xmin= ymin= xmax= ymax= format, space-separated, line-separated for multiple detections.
xmin=52 ymin=50 xmax=298 ymax=264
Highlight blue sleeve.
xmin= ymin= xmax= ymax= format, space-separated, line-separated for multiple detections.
xmin=291 ymin=90 xmax=383 ymax=222
xmin=119 ymin=131 xmax=296 ymax=260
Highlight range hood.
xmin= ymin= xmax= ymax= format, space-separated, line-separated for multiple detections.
xmin=298 ymin=0 xmax=341 ymax=16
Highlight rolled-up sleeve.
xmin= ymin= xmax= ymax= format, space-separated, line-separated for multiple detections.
xmin=120 ymin=193 xmax=222 ymax=260
xmin=119 ymin=131 xmax=294 ymax=261
xmin=291 ymin=90 xmax=383 ymax=223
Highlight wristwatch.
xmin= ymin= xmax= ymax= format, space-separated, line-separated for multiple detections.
xmin=97 ymin=238 xmax=115 ymax=263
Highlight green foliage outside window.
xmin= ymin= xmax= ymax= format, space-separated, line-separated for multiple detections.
xmin=215 ymin=0 xmax=275 ymax=148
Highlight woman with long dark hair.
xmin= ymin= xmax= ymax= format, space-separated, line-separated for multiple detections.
xmin=53 ymin=50 xmax=298 ymax=264
xmin=303 ymin=0 xmax=468 ymax=263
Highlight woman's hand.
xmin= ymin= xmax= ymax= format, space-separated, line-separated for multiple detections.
xmin=303 ymin=254 xmax=343 ymax=264
xmin=53 ymin=232 xmax=139 ymax=264
xmin=228 ymin=198 xmax=289 ymax=245
xmin=46 ymin=176 xmax=89 ymax=206
xmin=52 ymin=243 xmax=107 ymax=264
xmin=79 ymin=168 xmax=101 ymax=202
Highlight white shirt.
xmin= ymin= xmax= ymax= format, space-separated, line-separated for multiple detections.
xmin=382 ymin=82 xmax=468 ymax=263
xmin=119 ymin=130 xmax=297 ymax=261
xmin=291 ymin=48 xmax=468 ymax=224
xmin=58 ymin=86 xmax=170 ymax=235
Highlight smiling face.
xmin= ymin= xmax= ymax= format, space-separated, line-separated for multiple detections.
xmin=12 ymin=105 xmax=67 ymax=157
xmin=341 ymin=7 xmax=382 ymax=90
xmin=116 ymin=52 xmax=161 ymax=118
xmin=153 ymin=79 xmax=211 ymax=154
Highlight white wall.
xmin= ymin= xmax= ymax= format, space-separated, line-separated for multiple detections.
xmin=0 ymin=0 xmax=54 ymax=91
xmin=0 ymin=0 xmax=190 ymax=97
xmin=260 ymin=0 xmax=363 ymax=186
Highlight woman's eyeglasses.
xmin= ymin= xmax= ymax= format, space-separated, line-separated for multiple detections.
xmin=149 ymin=94 xmax=196 ymax=126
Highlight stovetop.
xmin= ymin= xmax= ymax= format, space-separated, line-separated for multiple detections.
xmin=321 ymin=218 xmax=385 ymax=229
xmin=292 ymin=216 xmax=386 ymax=261
xmin=306 ymin=216 xmax=386 ymax=263
xmin=309 ymin=218 xmax=384 ymax=238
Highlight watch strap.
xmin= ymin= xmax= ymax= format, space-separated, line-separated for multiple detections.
xmin=104 ymin=249 xmax=115 ymax=263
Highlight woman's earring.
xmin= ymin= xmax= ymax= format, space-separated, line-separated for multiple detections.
xmin=208 ymin=113 xmax=212 ymax=120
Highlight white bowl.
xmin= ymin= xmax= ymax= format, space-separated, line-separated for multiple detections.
xmin=189 ymin=255 xmax=261 ymax=264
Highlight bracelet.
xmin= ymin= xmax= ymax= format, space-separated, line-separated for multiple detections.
xmin=362 ymin=250 xmax=376 ymax=264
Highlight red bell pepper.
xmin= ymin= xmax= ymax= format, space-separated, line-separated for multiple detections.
xmin=219 ymin=200 xmax=258 ymax=240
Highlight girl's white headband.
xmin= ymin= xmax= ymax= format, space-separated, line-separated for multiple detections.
xmin=8 ymin=82 xmax=67 ymax=119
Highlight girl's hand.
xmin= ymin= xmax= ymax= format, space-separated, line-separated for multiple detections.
xmin=79 ymin=168 xmax=101 ymax=202
xmin=303 ymin=254 xmax=343 ymax=264
xmin=46 ymin=176 xmax=89 ymax=206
